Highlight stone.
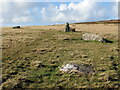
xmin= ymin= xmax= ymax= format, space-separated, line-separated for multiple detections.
xmin=31 ymin=61 xmax=43 ymax=68
xmin=65 ymin=23 xmax=75 ymax=32
xmin=65 ymin=22 xmax=70 ymax=32
xmin=60 ymin=63 xmax=78 ymax=72
xmin=63 ymin=38 xmax=70 ymax=41
xmin=43 ymin=39 xmax=49 ymax=42
xmin=80 ymin=55 xmax=88 ymax=58
xmin=69 ymin=24 xmax=76 ymax=32
xmin=60 ymin=63 xmax=94 ymax=74
xmin=12 ymin=26 xmax=21 ymax=29
xmin=82 ymin=33 xmax=113 ymax=43
xmin=111 ymin=48 xmax=119 ymax=52
xmin=82 ymin=33 xmax=103 ymax=42
xmin=70 ymin=27 xmax=75 ymax=32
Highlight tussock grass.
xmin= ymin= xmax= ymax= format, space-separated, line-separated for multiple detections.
xmin=2 ymin=24 xmax=119 ymax=89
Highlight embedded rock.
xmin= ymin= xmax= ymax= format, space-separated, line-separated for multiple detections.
xmin=82 ymin=33 xmax=113 ymax=43
xmin=60 ymin=63 xmax=94 ymax=74
xmin=82 ymin=33 xmax=103 ymax=41
xmin=60 ymin=63 xmax=78 ymax=72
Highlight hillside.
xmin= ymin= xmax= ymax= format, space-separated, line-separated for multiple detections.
xmin=74 ymin=19 xmax=120 ymax=24
xmin=1 ymin=23 xmax=119 ymax=89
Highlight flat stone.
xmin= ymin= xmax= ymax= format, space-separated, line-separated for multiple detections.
xmin=82 ymin=33 xmax=103 ymax=41
xmin=60 ymin=63 xmax=94 ymax=74
xmin=60 ymin=63 xmax=78 ymax=72
xmin=82 ymin=33 xmax=113 ymax=43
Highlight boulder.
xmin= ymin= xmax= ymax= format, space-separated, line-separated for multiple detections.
xmin=82 ymin=33 xmax=113 ymax=43
xmin=70 ymin=27 xmax=75 ymax=32
xmin=13 ymin=26 xmax=21 ymax=29
xmin=82 ymin=33 xmax=103 ymax=41
xmin=65 ymin=23 xmax=75 ymax=32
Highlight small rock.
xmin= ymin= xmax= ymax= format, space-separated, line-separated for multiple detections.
xmin=110 ymin=56 xmax=114 ymax=59
xmin=50 ymin=60 xmax=59 ymax=64
xmin=71 ymin=53 xmax=74 ymax=56
xmin=40 ymin=49 xmax=47 ymax=52
xmin=111 ymin=48 xmax=119 ymax=52
xmin=80 ymin=55 xmax=88 ymax=58
xmin=101 ymin=58 xmax=104 ymax=60
xmin=107 ymin=56 xmax=114 ymax=60
xmin=56 ymin=55 xmax=60 ymax=58
xmin=43 ymin=39 xmax=48 ymax=42
xmin=31 ymin=61 xmax=43 ymax=68
xmin=63 ymin=38 xmax=70 ymax=41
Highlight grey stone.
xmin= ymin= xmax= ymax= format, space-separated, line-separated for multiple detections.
xmin=60 ymin=63 xmax=78 ymax=72
xmin=82 ymin=33 xmax=113 ymax=43
xmin=82 ymin=33 xmax=103 ymax=41
xmin=70 ymin=27 xmax=75 ymax=32
xmin=60 ymin=63 xmax=94 ymax=74
xmin=65 ymin=23 xmax=75 ymax=32
xmin=65 ymin=23 xmax=70 ymax=32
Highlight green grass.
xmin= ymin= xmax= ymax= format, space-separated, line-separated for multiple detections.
xmin=2 ymin=28 xmax=119 ymax=89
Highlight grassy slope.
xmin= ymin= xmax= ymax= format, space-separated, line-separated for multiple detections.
xmin=2 ymin=24 xmax=119 ymax=88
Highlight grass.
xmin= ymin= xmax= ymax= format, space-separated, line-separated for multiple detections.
xmin=1 ymin=25 xmax=119 ymax=89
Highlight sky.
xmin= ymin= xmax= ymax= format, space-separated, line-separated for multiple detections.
xmin=0 ymin=0 xmax=119 ymax=27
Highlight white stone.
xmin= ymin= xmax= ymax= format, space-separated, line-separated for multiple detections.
xmin=60 ymin=63 xmax=94 ymax=74
xmin=82 ymin=33 xmax=103 ymax=41
xmin=60 ymin=63 xmax=78 ymax=72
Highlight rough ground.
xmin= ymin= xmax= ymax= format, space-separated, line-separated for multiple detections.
xmin=1 ymin=23 xmax=119 ymax=88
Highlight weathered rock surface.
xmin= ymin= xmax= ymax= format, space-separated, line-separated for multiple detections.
xmin=82 ymin=33 xmax=103 ymax=41
xmin=82 ymin=33 xmax=113 ymax=43
xmin=60 ymin=63 xmax=94 ymax=74
xmin=65 ymin=23 xmax=75 ymax=32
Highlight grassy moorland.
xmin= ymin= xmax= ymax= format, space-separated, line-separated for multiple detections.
xmin=1 ymin=23 xmax=119 ymax=89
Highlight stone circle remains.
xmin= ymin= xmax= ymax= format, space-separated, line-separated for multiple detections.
xmin=60 ymin=63 xmax=94 ymax=74
xmin=82 ymin=33 xmax=112 ymax=43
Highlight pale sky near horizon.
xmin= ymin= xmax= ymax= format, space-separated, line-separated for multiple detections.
xmin=0 ymin=0 xmax=119 ymax=27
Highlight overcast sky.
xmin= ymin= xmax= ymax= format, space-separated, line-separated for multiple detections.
xmin=0 ymin=0 xmax=119 ymax=27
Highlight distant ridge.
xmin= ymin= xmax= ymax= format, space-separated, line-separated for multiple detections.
xmin=73 ymin=19 xmax=120 ymax=24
